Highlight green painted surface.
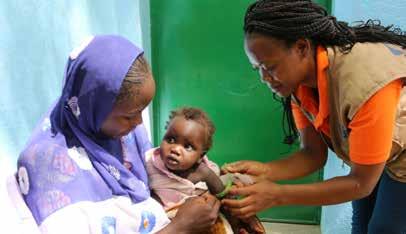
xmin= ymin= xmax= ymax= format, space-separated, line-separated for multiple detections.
xmin=149 ymin=0 xmax=330 ymax=224
xmin=318 ymin=0 xmax=333 ymax=13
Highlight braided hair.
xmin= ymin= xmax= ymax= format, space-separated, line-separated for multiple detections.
xmin=244 ymin=0 xmax=406 ymax=144
xmin=115 ymin=55 xmax=152 ymax=104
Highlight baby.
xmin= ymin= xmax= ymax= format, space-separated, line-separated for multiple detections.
xmin=145 ymin=107 xmax=264 ymax=234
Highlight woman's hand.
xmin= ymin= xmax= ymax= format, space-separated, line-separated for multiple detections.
xmin=222 ymin=160 xmax=271 ymax=181
xmin=170 ymin=193 xmax=221 ymax=233
xmin=221 ymin=180 xmax=283 ymax=219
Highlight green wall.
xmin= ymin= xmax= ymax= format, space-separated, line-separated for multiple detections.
xmin=149 ymin=0 xmax=330 ymax=224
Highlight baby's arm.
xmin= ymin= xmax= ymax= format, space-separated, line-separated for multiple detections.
xmin=186 ymin=163 xmax=224 ymax=195
xmin=187 ymin=164 xmax=265 ymax=233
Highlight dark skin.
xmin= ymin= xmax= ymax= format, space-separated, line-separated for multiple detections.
xmin=159 ymin=116 xmax=264 ymax=233
xmin=100 ymin=77 xmax=155 ymax=138
xmin=221 ymin=33 xmax=385 ymax=219
xmin=159 ymin=193 xmax=221 ymax=234
xmin=183 ymin=163 xmax=224 ymax=195
xmin=160 ymin=116 xmax=224 ymax=195
xmin=100 ymin=74 xmax=220 ymax=233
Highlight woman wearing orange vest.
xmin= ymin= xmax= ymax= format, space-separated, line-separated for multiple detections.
xmin=222 ymin=1 xmax=406 ymax=233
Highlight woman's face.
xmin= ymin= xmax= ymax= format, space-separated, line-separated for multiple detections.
xmin=160 ymin=116 xmax=206 ymax=173
xmin=100 ymin=77 xmax=155 ymax=139
xmin=244 ymin=33 xmax=316 ymax=97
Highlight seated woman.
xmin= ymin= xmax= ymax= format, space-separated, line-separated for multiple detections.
xmin=17 ymin=35 xmax=220 ymax=234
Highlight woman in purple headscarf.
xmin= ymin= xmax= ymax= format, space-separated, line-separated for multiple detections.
xmin=17 ymin=35 xmax=220 ymax=233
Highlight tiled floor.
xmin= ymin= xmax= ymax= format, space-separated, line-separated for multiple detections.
xmin=262 ymin=222 xmax=321 ymax=234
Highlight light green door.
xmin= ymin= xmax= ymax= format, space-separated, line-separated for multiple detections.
xmin=148 ymin=0 xmax=331 ymax=224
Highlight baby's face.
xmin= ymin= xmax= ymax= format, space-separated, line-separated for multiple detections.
xmin=160 ymin=116 xmax=206 ymax=172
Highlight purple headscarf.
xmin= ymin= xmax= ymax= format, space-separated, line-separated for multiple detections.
xmin=18 ymin=35 xmax=152 ymax=224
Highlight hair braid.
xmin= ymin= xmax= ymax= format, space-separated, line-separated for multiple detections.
xmin=115 ymin=55 xmax=152 ymax=104
xmin=244 ymin=0 xmax=406 ymax=144
xmin=244 ymin=0 xmax=406 ymax=52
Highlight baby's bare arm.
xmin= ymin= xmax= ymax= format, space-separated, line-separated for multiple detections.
xmin=186 ymin=163 xmax=225 ymax=195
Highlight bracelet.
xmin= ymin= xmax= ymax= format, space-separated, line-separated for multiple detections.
xmin=216 ymin=178 xmax=233 ymax=199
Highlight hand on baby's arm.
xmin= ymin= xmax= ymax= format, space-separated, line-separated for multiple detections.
xmin=183 ymin=160 xmax=265 ymax=233
xmin=221 ymin=161 xmax=271 ymax=182
xmin=216 ymin=173 xmax=265 ymax=234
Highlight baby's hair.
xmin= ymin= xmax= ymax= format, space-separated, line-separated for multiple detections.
xmin=115 ymin=55 xmax=152 ymax=104
xmin=166 ymin=107 xmax=216 ymax=151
